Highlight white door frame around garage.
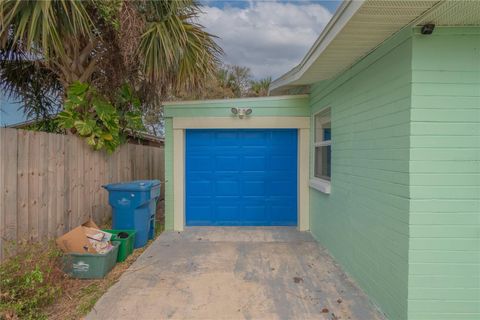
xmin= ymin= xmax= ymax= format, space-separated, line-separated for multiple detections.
xmin=172 ymin=117 xmax=310 ymax=231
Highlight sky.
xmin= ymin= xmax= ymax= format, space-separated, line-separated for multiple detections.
xmin=0 ymin=0 xmax=340 ymax=126
xmin=199 ymin=0 xmax=340 ymax=79
xmin=0 ymin=93 xmax=26 ymax=126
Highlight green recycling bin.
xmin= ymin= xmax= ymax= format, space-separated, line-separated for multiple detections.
xmin=62 ymin=241 xmax=120 ymax=279
xmin=103 ymin=229 xmax=136 ymax=262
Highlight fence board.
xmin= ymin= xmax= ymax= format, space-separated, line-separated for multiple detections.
xmin=47 ymin=134 xmax=56 ymax=238
xmin=0 ymin=129 xmax=4 ymax=260
xmin=3 ymin=129 xmax=18 ymax=254
xmin=38 ymin=133 xmax=48 ymax=240
xmin=28 ymin=132 xmax=40 ymax=241
xmin=63 ymin=135 xmax=72 ymax=234
xmin=16 ymin=130 xmax=29 ymax=241
xmin=0 ymin=129 xmax=164 ymax=260
xmin=55 ymin=134 xmax=65 ymax=237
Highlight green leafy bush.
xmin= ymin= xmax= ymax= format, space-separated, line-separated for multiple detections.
xmin=0 ymin=243 xmax=64 ymax=320
xmin=57 ymin=82 xmax=144 ymax=153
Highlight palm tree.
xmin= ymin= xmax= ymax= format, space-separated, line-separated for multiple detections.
xmin=226 ymin=65 xmax=252 ymax=97
xmin=0 ymin=0 xmax=222 ymax=116
xmin=249 ymin=77 xmax=271 ymax=97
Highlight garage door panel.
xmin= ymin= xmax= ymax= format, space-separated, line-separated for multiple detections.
xmin=270 ymin=155 xmax=296 ymax=170
xmin=186 ymin=129 xmax=297 ymax=226
xmin=242 ymin=195 xmax=267 ymax=202
xmin=187 ymin=155 xmax=212 ymax=170
xmin=188 ymin=131 xmax=213 ymax=145
xmin=242 ymin=206 xmax=268 ymax=222
xmin=242 ymin=156 xmax=266 ymax=171
xmin=186 ymin=205 xmax=214 ymax=225
xmin=215 ymin=131 xmax=239 ymax=145
xmin=188 ymin=181 xmax=213 ymax=195
xmin=239 ymin=173 xmax=267 ymax=182
xmin=215 ymin=156 xmax=239 ymax=171
xmin=243 ymin=181 xmax=266 ymax=196
xmin=241 ymin=131 xmax=268 ymax=145
xmin=216 ymin=181 xmax=240 ymax=195
xmin=216 ymin=206 xmax=240 ymax=221
xmin=213 ymin=147 xmax=240 ymax=155
xmin=241 ymin=146 xmax=267 ymax=154
xmin=215 ymin=196 xmax=241 ymax=204
xmin=269 ymin=181 xmax=295 ymax=196
xmin=271 ymin=130 xmax=296 ymax=143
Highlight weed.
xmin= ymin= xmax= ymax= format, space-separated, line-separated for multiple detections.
xmin=155 ymin=221 xmax=165 ymax=237
xmin=76 ymin=283 xmax=106 ymax=315
xmin=0 ymin=242 xmax=64 ymax=320
xmin=1 ymin=221 xmax=165 ymax=320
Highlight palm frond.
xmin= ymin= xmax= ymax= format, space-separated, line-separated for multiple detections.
xmin=138 ymin=0 xmax=222 ymax=93
xmin=0 ymin=48 xmax=62 ymax=120
xmin=0 ymin=0 xmax=93 ymax=59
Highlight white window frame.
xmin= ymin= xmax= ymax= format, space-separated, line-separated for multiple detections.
xmin=310 ymin=108 xmax=331 ymax=194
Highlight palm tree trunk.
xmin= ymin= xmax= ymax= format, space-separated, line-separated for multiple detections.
xmin=51 ymin=38 xmax=99 ymax=89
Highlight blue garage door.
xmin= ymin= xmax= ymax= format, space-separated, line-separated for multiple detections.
xmin=186 ymin=129 xmax=297 ymax=226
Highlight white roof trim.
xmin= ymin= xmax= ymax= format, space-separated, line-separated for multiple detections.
xmin=270 ymin=0 xmax=365 ymax=93
xmin=270 ymin=0 xmax=480 ymax=94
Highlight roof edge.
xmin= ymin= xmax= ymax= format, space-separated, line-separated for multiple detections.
xmin=269 ymin=0 xmax=365 ymax=94
xmin=163 ymin=94 xmax=309 ymax=106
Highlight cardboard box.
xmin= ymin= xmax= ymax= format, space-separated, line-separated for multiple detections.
xmin=56 ymin=219 xmax=109 ymax=254
xmin=82 ymin=219 xmax=99 ymax=229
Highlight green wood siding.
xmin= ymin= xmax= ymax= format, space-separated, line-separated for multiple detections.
xmin=309 ymin=26 xmax=480 ymax=320
xmin=164 ymin=95 xmax=310 ymax=117
xmin=408 ymin=27 xmax=480 ymax=320
xmin=308 ymin=29 xmax=413 ymax=320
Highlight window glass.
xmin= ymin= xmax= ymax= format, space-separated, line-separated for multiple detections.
xmin=323 ymin=127 xmax=331 ymax=141
xmin=314 ymin=108 xmax=331 ymax=181
xmin=314 ymin=145 xmax=331 ymax=180
xmin=315 ymin=109 xmax=331 ymax=142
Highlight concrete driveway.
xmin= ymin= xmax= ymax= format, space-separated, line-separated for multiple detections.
xmin=87 ymin=228 xmax=385 ymax=320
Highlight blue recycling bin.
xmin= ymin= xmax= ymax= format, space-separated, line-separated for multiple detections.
xmin=103 ymin=180 xmax=161 ymax=248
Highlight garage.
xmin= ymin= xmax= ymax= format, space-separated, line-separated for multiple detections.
xmin=185 ymin=129 xmax=298 ymax=226
xmin=163 ymin=95 xmax=310 ymax=231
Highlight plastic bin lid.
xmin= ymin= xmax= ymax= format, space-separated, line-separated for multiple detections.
xmin=103 ymin=180 xmax=161 ymax=191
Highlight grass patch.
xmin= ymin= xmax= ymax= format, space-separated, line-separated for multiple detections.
xmin=1 ymin=221 xmax=164 ymax=320
xmin=0 ymin=242 xmax=65 ymax=320
xmin=76 ymin=283 xmax=103 ymax=315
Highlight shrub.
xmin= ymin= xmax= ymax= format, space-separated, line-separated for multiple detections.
xmin=56 ymin=82 xmax=144 ymax=153
xmin=0 ymin=242 xmax=64 ymax=320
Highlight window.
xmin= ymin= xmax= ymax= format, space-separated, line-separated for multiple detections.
xmin=311 ymin=108 xmax=331 ymax=193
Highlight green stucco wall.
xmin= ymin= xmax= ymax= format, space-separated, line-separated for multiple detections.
xmin=407 ymin=27 xmax=480 ymax=320
xmin=163 ymin=95 xmax=310 ymax=230
xmin=308 ymin=28 xmax=413 ymax=320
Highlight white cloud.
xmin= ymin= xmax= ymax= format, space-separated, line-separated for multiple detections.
xmin=198 ymin=1 xmax=333 ymax=79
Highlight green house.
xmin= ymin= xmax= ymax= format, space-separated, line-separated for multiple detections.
xmin=163 ymin=1 xmax=480 ymax=319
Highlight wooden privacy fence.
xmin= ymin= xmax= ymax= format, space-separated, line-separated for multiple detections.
xmin=0 ymin=128 xmax=164 ymax=260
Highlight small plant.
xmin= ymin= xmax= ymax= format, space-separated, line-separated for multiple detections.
xmin=0 ymin=242 xmax=64 ymax=320
xmin=75 ymin=283 xmax=106 ymax=316
xmin=56 ymin=82 xmax=144 ymax=153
